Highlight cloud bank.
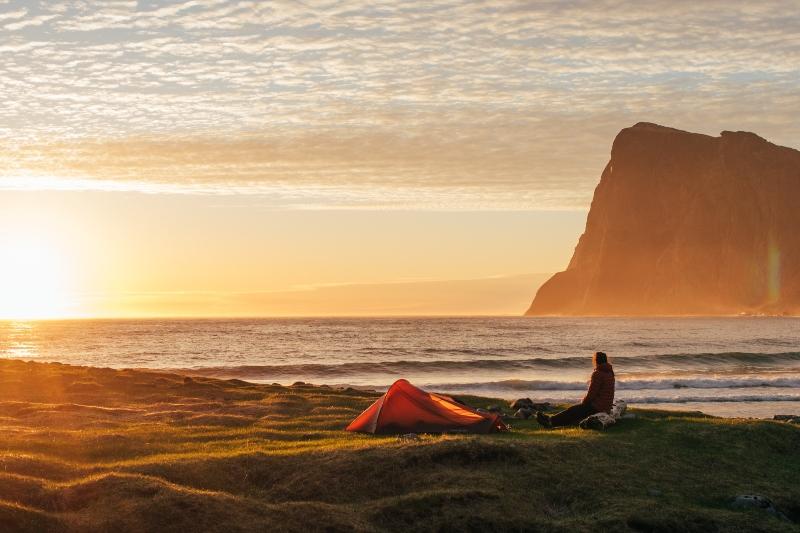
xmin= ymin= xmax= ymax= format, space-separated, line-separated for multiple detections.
xmin=81 ymin=273 xmax=552 ymax=317
xmin=0 ymin=0 xmax=798 ymax=208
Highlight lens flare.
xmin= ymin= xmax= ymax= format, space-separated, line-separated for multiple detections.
xmin=767 ymin=240 xmax=781 ymax=304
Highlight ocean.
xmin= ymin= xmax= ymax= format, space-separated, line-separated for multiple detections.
xmin=2 ymin=317 xmax=799 ymax=418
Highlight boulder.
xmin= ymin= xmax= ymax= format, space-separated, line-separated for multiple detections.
xmin=513 ymin=408 xmax=533 ymax=419
xmin=486 ymin=405 xmax=503 ymax=414
xmin=510 ymin=398 xmax=534 ymax=410
xmin=579 ymin=412 xmax=616 ymax=430
xmin=609 ymin=399 xmax=627 ymax=419
xmin=579 ymin=400 xmax=628 ymax=431
xmin=731 ymin=495 xmax=788 ymax=520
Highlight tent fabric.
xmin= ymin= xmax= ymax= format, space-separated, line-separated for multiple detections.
xmin=346 ymin=379 xmax=507 ymax=434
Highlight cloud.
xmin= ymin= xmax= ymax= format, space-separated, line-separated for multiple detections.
xmin=0 ymin=0 xmax=797 ymax=208
xmin=80 ymin=272 xmax=552 ymax=317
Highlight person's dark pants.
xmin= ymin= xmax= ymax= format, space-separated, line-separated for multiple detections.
xmin=550 ymin=402 xmax=597 ymax=427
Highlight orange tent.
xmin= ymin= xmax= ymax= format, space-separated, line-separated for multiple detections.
xmin=346 ymin=379 xmax=507 ymax=434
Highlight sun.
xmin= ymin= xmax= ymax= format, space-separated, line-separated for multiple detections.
xmin=0 ymin=234 xmax=73 ymax=319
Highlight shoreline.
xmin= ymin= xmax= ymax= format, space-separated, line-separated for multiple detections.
xmin=14 ymin=359 xmax=800 ymax=420
xmin=4 ymin=317 xmax=797 ymax=423
xmin=212 ymin=380 xmax=798 ymax=420
xmin=159 ymin=372 xmax=800 ymax=420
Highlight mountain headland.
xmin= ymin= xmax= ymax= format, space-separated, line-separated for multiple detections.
xmin=528 ymin=123 xmax=800 ymax=316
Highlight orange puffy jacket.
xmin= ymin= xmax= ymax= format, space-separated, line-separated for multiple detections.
xmin=583 ymin=362 xmax=615 ymax=412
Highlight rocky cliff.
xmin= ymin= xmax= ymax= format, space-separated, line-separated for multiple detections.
xmin=527 ymin=123 xmax=800 ymax=316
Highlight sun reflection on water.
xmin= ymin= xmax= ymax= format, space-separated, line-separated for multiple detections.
xmin=0 ymin=321 xmax=39 ymax=359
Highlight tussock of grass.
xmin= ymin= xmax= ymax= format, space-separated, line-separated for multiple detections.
xmin=0 ymin=358 xmax=797 ymax=532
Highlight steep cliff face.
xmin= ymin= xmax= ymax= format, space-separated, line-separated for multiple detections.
xmin=527 ymin=122 xmax=800 ymax=316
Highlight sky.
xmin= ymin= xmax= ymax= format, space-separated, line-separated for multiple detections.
xmin=0 ymin=0 xmax=798 ymax=317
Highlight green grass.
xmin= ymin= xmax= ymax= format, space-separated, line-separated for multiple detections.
xmin=0 ymin=359 xmax=797 ymax=532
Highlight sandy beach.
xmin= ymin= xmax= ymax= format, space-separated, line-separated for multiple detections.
xmin=0 ymin=358 xmax=796 ymax=532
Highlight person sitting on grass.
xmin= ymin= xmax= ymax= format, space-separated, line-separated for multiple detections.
xmin=536 ymin=351 xmax=615 ymax=428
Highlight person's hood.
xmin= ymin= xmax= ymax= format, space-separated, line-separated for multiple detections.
xmin=596 ymin=362 xmax=614 ymax=374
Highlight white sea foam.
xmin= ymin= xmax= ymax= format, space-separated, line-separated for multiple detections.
xmin=427 ymin=376 xmax=800 ymax=392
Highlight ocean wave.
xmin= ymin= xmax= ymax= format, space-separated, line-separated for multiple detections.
xmin=513 ymin=394 xmax=800 ymax=405
xmin=176 ymin=358 xmax=583 ymax=379
xmin=177 ymin=351 xmax=800 ymax=379
xmin=619 ymin=395 xmax=800 ymax=404
xmin=431 ymin=376 xmax=800 ymax=392
xmin=613 ymin=351 xmax=800 ymax=368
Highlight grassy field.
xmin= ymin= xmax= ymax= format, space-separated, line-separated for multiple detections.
xmin=0 ymin=359 xmax=797 ymax=532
